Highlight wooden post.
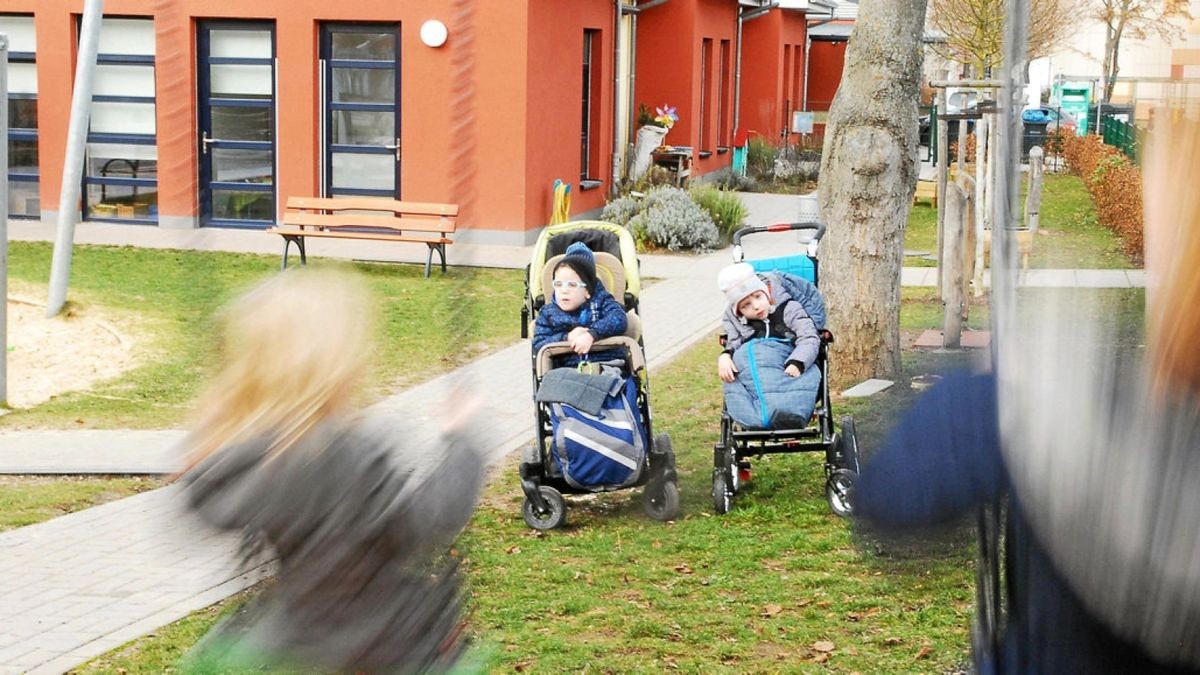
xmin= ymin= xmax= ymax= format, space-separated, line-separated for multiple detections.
xmin=1025 ymin=145 xmax=1044 ymax=234
xmin=935 ymin=72 xmax=950 ymax=300
xmin=943 ymin=182 xmax=966 ymax=349
xmin=957 ymin=119 xmax=967 ymax=175
xmin=973 ymin=115 xmax=989 ymax=297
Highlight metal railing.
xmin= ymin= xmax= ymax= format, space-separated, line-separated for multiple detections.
xmin=1101 ymin=115 xmax=1142 ymax=161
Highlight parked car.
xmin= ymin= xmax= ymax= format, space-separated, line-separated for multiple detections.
xmin=1022 ymin=106 xmax=1077 ymax=130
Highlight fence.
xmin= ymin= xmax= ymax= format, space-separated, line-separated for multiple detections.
xmin=1101 ymin=115 xmax=1142 ymax=161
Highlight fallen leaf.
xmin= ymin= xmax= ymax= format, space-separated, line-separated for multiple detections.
xmin=884 ymin=637 xmax=904 ymax=646
xmin=652 ymin=540 xmax=662 ymax=549
xmin=761 ymin=604 xmax=784 ymax=617
xmin=845 ymin=612 xmax=862 ymax=622
xmin=505 ymin=545 xmax=521 ymax=555
xmin=797 ymin=598 xmax=813 ymax=607
xmin=674 ymin=563 xmax=694 ymax=574
xmin=915 ymin=645 xmax=933 ymax=660
xmin=811 ymin=652 xmax=830 ymax=664
xmin=816 ymin=601 xmax=832 ymax=608
xmin=514 ymin=661 xmax=531 ymax=672
xmin=813 ymin=640 xmax=836 ymax=653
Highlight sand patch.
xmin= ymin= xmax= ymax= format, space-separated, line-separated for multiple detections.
xmin=6 ymin=293 xmax=144 ymax=409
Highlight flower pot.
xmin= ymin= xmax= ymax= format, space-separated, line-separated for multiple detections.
xmin=630 ymin=125 xmax=669 ymax=182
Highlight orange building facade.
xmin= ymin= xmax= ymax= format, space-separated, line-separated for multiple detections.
xmin=2 ymin=0 xmax=829 ymax=243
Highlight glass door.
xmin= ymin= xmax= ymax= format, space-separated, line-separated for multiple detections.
xmin=320 ymin=24 xmax=401 ymax=198
xmin=197 ymin=21 xmax=276 ymax=228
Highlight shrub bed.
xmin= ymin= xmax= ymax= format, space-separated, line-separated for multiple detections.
xmin=1061 ymin=132 xmax=1144 ymax=262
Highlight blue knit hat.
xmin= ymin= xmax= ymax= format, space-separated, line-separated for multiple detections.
xmin=557 ymin=242 xmax=599 ymax=292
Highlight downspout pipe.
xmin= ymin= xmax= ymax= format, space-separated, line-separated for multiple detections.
xmin=733 ymin=2 xmax=778 ymax=134
xmin=611 ymin=0 xmax=624 ymax=196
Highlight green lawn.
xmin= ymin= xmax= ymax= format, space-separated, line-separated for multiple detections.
xmin=5 ymin=243 xmax=524 ymax=430
xmin=904 ymin=173 xmax=1134 ymax=269
xmin=78 ymin=331 xmax=980 ymax=673
xmin=0 ymin=475 xmax=162 ymax=532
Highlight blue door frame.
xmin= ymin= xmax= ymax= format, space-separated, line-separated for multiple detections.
xmin=320 ymin=23 xmax=401 ymax=199
xmin=197 ymin=21 xmax=276 ymax=229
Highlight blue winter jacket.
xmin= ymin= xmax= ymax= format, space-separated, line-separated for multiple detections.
xmin=532 ymin=285 xmax=628 ymax=366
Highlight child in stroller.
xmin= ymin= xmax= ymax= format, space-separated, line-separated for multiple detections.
xmin=532 ymin=242 xmax=628 ymax=367
xmin=711 ymin=222 xmax=860 ymax=517
xmin=717 ymin=262 xmax=822 ymax=431
xmin=519 ymin=222 xmax=680 ymax=530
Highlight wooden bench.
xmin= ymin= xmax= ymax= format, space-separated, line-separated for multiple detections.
xmin=913 ymin=179 xmax=937 ymax=207
xmin=267 ymin=197 xmax=458 ymax=277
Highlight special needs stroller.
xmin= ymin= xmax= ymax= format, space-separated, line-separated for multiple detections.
xmin=712 ymin=222 xmax=861 ymax=517
xmin=519 ymin=221 xmax=680 ymax=530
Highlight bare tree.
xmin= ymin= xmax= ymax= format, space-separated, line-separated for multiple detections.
xmin=1093 ymin=0 xmax=1191 ymax=102
xmin=817 ymin=0 xmax=930 ymax=384
xmin=929 ymin=0 xmax=1078 ymax=77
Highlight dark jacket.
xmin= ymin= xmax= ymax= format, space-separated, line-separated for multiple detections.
xmin=532 ymin=285 xmax=628 ymax=366
xmin=180 ymin=418 xmax=485 ymax=672
xmin=857 ymin=372 xmax=1199 ymax=674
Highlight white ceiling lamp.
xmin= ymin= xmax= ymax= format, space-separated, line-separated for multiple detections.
xmin=420 ymin=20 xmax=448 ymax=48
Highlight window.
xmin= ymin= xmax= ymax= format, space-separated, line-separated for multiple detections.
xmin=0 ymin=15 xmax=39 ymax=218
xmin=580 ymin=29 xmax=602 ymax=183
xmin=718 ymin=39 xmax=731 ymax=149
xmin=700 ymin=38 xmax=713 ymax=154
xmin=83 ymin=18 xmax=158 ymax=223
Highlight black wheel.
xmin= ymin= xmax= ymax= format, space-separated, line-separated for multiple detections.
xmin=839 ymin=416 xmax=861 ymax=473
xmin=643 ymin=479 xmax=680 ymax=522
xmin=522 ymin=486 xmax=566 ymax=530
xmin=826 ymin=468 xmax=857 ymax=518
xmin=712 ymin=473 xmax=731 ymax=515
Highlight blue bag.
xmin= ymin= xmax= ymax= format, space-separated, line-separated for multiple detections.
xmin=549 ymin=377 xmax=646 ymax=489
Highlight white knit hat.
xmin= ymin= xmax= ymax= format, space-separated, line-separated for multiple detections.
xmin=717 ymin=263 xmax=768 ymax=311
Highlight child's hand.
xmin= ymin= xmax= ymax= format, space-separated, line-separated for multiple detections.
xmin=568 ymin=327 xmax=595 ymax=355
xmin=717 ymin=353 xmax=738 ymax=383
xmin=784 ymin=363 xmax=801 ymax=378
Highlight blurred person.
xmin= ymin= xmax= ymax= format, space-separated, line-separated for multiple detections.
xmin=856 ymin=116 xmax=1200 ymax=673
xmin=177 ymin=269 xmax=486 ymax=673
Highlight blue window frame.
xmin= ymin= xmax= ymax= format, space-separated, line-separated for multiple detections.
xmin=0 ymin=14 xmax=39 ymax=218
xmin=320 ymin=23 xmax=400 ymax=199
xmin=197 ymin=21 xmax=276 ymax=228
xmin=82 ymin=17 xmax=159 ymax=224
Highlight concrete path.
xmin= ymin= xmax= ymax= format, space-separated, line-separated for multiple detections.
xmin=0 ymin=189 xmax=1146 ymax=672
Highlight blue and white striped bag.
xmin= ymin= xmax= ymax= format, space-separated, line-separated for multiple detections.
xmin=549 ymin=377 xmax=646 ymax=490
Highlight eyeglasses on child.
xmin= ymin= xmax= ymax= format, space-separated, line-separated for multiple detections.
xmin=552 ymin=280 xmax=588 ymax=290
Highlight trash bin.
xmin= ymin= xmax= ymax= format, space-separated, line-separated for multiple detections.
xmin=1022 ymin=121 xmax=1049 ymax=160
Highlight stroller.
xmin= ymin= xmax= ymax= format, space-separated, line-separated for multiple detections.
xmin=518 ymin=221 xmax=680 ymax=530
xmin=712 ymin=222 xmax=861 ymax=517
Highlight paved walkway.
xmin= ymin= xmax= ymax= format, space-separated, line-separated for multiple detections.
xmin=0 ymin=192 xmax=1145 ymax=673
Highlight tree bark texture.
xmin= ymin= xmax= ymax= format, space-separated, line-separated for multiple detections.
xmin=817 ymin=0 xmax=930 ymax=384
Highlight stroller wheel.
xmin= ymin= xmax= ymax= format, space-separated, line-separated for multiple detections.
xmin=712 ymin=473 xmax=732 ymax=515
xmin=643 ymin=479 xmax=680 ymax=522
xmin=523 ymin=486 xmax=567 ymax=530
xmin=839 ymin=416 xmax=862 ymax=473
xmin=826 ymin=468 xmax=858 ymax=518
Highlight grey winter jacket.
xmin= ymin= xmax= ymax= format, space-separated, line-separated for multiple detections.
xmin=722 ymin=296 xmax=820 ymax=372
xmin=179 ymin=417 xmax=485 ymax=672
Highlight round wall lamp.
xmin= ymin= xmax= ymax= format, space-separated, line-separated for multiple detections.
xmin=420 ymin=20 xmax=448 ymax=48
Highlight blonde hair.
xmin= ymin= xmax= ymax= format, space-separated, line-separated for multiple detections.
xmin=182 ymin=268 xmax=375 ymax=471
xmin=1145 ymin=114 xmax=1200 ymax=394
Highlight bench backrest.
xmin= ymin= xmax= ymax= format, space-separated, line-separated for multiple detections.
xmin=283 ymin=197 xmax=457 ymax=234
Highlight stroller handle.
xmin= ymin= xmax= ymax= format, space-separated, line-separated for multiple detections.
xmin=731 ymin=221 xmax=826 ymax=261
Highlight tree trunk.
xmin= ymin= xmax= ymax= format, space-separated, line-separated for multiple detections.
xmin=817 ymin=0 xmax=930 ymax=385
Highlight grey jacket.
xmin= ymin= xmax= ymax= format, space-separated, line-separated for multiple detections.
xmin=722 ymin=297 xmax=820 ymax=371
xmin=180 ymin=418 xmax=485 ymax=671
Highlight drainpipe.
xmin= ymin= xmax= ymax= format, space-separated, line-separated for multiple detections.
xmin=733 ymin=1 xmax=778 ymax=134
xmin=611 ymin=0 xmax=625 ymax=196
